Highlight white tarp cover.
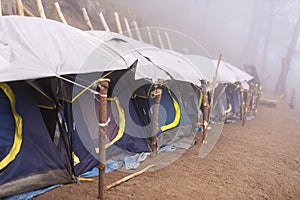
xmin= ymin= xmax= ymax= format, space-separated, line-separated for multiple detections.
xmin=185 ymin=54 xmax=223 ymax=83
xmin=0 ymin=16 xmax=129 ymax=82
xmin=88 ymin=31 xmax=203 ymax=86
xmin=212 ymin=60 xmax=253 ymax=83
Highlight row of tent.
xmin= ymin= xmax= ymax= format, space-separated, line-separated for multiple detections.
xmin=0 ymin=16 xmax=255 ymax=198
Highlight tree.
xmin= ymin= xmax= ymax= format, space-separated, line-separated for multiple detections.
xmin=260 ymin=1 xmax=275 ymax=83
xmin=275 ymin=3 xmax=300 ymax=96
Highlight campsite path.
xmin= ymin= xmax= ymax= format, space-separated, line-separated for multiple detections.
xmin=36 ymin=94 xmax=300 ymax=200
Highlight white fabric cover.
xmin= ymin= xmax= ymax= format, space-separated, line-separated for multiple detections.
xmin=0 ymin=16 xmax=128 ymax=82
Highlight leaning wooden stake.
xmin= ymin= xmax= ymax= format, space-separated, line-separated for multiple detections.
xmin=105 ymin=165 xmax=155 ymax=191
xmin=114 ymin=12 xmax=123 ymax=34
xmin=124 ymin=18 xmax=133 ymax=38
xmin=209 ymin=54 xmax=222 ymax=114
xmin=82 ymin=8 xmax=94 ymax=30
xmin=36 ymin=0 xmax=46 ymax=18
xmin=146 ymin=27 xmax=154 ymax=45
xmin=98 ymin=79 xmax=110 ymax=200
xmin=99 ymin=12 xmax=110 ymax=32
xmin=157 ymin=30 xmax=164 ymax=49
xmin=243 ymin=83 xmax=254 ymax=126
xmin=200 ymin=54 xmax=222 ymax=142
xmin=164 ymin=31 xmax=173 ymax=51
xmin=16 ymin=0 xmax=24 ymax=16
xmin=54 ymin=2 xmax=68 ymax=25
xmin=132 ymin=21 xmax=143 ymax=41
xmin=150 ymin=80 xmax=163 ymax=153
xmin=23 ymin=6 xmax=36 ymax=17
xmin=0 ymin=0 xmax=2 ymax=16
xmin=202 ymin=80 xmax=210 ymax=142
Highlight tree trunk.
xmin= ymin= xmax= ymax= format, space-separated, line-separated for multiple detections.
xmin=275 ymin=10 xmax=300 ymax=96
xmin=260 ymin=1 xmax=274 ymax=83
xmin=240 ymin=0 xmax=260 ymax=65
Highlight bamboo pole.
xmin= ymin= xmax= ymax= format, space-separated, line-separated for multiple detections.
xmin=209 ymin=54 xmax=222 ymax=113
xmin=132 ymin=21 xmax=143 ymax=41
xmin=150 ymin=80 xmax=163 ymax=153
xmin=200 ymin=54 xmax=222 ymax=142
xmin=97 ymin=79 xmax=110 ymax=200
xmin=156 ymin=30 xmax=164 ymax=49
xmin=0 ymin=0 xmax=2 ymax=17
xmin=254 ymin=85 xmax=263 ymax=115
xmin=23 ymin=6 xmax=36 ymax=17
xmin=202 ymin=80 xmax=210 ymax=142
xmin=82 ymin=8 xmax=94 ymax=30
xmin=54 ymin=2 xmax=68 ymax=25
xmin=16 ymin=0 xmax=24 ymax=16
xmin=240 ymin=87 xmax=245 ymax=121
xmin=243 ymin=83 xmax=254 ymax=126
xmin=164 ymin=31 xmax=173 ymax=51
xmin=105 ymin=165 xmax=155 ymax=191
xmin=124 ymin=17 xmax=133 ymax=38
xmin=36 ymin=0 xmax=46 ymax=18
xmin=146 ymin=27 xmax=154 ymax=45
xmin=114 ymin=12 xmax=123 ymax=34
xmin=99 ymin=12 xmax=110 ymax=32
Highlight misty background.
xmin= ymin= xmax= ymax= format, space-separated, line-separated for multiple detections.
xmin=2 ymin=0 xmax=300 ymax=111
xmin=119 ymin=0 xmax=300 ymax=111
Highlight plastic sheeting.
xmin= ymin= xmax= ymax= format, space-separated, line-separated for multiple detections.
xmin=0 ymin=16 xmax=128 ymax=82
xmin=88 ymin=31 xmax=203 ymax=86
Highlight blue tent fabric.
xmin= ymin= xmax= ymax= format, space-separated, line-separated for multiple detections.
xmin=0 ymin=83 xmax=71 ymax=198
xmin=3 ymin=185 xmax=61 ymax=200
xmin=0 ymin=89 xmax=15 ymax=161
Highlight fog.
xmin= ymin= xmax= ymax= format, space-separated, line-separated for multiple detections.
xmin=119 ymin=0 xmax=300 ymax=111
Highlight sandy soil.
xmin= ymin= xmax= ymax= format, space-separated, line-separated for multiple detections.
xmin=35 ymin=94 xmax=300 ymax=199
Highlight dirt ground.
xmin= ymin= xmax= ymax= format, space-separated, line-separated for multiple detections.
xmin=36 ymin=94 xmax=300 ymax=200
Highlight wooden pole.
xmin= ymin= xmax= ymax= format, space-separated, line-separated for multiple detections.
xmin=202 ymin=80 xmax=210 ymax=142
xmin=243 ymin=83 xmax=254 ymax=126
xmin=150 ymin=80 xmax=163 ymax=153
xmin=156 ymin=30 xmax=164 ymax=49
xmin=164 ymin=31 xmax=173 ymax=51
xmin=124 ymin=18 xmax=133 ymax=38
xmin=99 ymin=12 xmax=110 ymax=32
xmin=254 ymin=85 xmax=263 ymax=115
xmin=200 ymin=54 xmax=222 ymax=142
xmin=209 ymin=54 xmax=222 ymax=112
xmin=97 ymin=78 xmax=110 ymax=200
xmin=23 ymin=6 xmax=36 ymax=17
xmin=146 ymin=27 xmax=154 ymax=45
xmin=82 ymin=8 xmax=94 ymax=30
xmin=132 ymin=21 xmax=143 ymax=41
xmin=16 ymin=0 xmax=24 ymax=16
xmin=105 ymin=165 xmax=155 ymax=191
xmin=289 ymin=88 xmax=295 ymax=109
xmin=36 ymin=0 xmax=46 ymax=19
xmin=240 ymin=87 xmax=245 ymax=121
xmin=0 ymin=0 xmax=2 ymax=17
xmin=54 ymin=2 xmax=68 ymax=25
xmin=114 ymin=12 xmax=123 ymax=34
